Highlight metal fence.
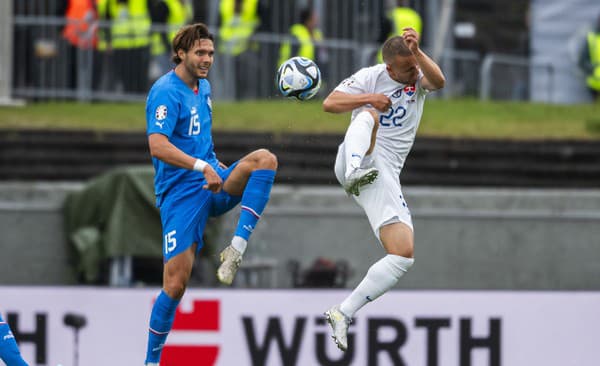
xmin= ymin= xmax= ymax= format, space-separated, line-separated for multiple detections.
xmin=5 ymin=0 xmax=551 ymax=103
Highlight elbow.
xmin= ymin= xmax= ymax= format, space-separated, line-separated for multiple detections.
xmin=148 ymin=144 xmax=162 ymax=159
xmin=322 ymin=98 xmax=338 ymax=113
xmin=148 ymin=136 xmax=167 ymax=160
xmin=436 ymin=76 xmax=446 ymax=90
xmin=430 ymin=74 xmax=446 ymax=91
xmin=322 ymin=99 xmax=333 ymax=113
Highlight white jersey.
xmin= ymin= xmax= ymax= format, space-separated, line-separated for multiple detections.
xmin=335 ymin=63 xmax=429 ymax=174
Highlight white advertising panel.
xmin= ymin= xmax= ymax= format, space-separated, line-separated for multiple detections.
xmin=1 ymin=287 xmax=599 ymax=366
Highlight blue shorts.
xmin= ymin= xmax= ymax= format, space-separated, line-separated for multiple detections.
xmin=159 ymin=162 xmax=241 ymax=261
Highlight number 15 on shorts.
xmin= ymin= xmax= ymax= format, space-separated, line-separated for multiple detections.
xmin=164 ymin=230 xmax=177 ymax=254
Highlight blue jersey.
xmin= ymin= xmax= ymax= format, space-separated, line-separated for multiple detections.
xmin=146 ymin=70 xmax=218 ymax=203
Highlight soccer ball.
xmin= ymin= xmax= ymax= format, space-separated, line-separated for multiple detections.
xmin=276 ymin=56 xmax=321 ymax=101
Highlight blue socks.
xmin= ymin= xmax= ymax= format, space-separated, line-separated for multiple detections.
xmin=0 ymin=313 xmax=29 ymax=366
xmin=145 ymin=290 xmax=180 ymax=364
xmin=235 ymin=169 xmax=276 ymax=241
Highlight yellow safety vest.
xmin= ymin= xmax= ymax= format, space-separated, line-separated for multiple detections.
xmin=151 ymin=0 xmax=192 ymax=56
xmin=96 ymin=0 xmax=108 ymax=50
xmin=378 ymin=7 xmax=423 ymax=63
xmin=390 ymin=7 xmax=422 ymax=37
xmin=108 ymin=0 xmax=151 ymax=49
xmin=586 ymin=32 xmax=600 ymax=91
xmin=218 ymin=0 xmax=259 ymax=56
xmin=278 ymin=24 xmax=322 ymax=66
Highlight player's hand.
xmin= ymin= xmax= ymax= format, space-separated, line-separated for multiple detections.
xmin=370 ymin=93 xmax=392 ymax=112
xmin=402 ymin=27 xmax=420 ymax=53
xmin=202 ymin=165 xmax=223 ymax=193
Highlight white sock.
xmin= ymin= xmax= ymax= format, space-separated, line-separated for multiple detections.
xmin=231 ymin=235 xmax=247 ymax=255
xmin=344 ymin=110 xmax=375 ymax=177
xmin=340 ymin=254 xmax=414 ymax=317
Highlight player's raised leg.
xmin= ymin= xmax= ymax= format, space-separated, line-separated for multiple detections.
xmin=341 ymin=109 xmax=379 ymax=196
xmin=0 ymin=313 xmax=29 ymax=366
xmin=326 ymin=222 xmax=414 ymax=351
xmin=217 ymin=149 xmax=277 ymax=285
xmin=145 ymin=244 xmax=196 ymax=365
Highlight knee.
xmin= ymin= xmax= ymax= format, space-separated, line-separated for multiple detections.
xmin=255 ymin=148 xmax=278 ymax=170
xmin=163 ymin=277 xmax=188 ymax=300
xmin=358 ymin=109 xmax=379 ymax=131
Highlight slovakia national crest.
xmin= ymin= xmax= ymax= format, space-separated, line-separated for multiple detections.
xmin=403 ymin=85 xmax=416 ymax=97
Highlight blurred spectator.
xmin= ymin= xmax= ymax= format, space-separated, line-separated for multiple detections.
xmin=278 ymin=7 xmax=324 ymax=66
xmin=94 ymin=0 xmax=112 ymax=91
xmin=149 ymin=0 xmax=193 ymax=79
xmin=579 ymin=14 xmax=600 ymax=102
xmin=103 ymin=0 xmax=152 ymax=94
xmin=218 ymin=0 xmax=270 ymax=99
xmin=60 ymin=0 xmax=98 ymax=91
xmin=63 ymin=0 xmax=98 ymax=49
xmin=377 ymin=0 xmax=422 ymax=63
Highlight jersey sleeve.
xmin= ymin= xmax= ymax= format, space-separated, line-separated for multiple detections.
xmin=146 ymin=88 xmax=179 ymax=138
xmin=334 ymin=67 xmax=373 ymax=95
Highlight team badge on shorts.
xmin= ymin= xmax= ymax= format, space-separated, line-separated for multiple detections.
xmin=155 ymin=105 xmax=168 ymax=120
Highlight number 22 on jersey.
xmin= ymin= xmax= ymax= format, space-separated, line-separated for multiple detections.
xmin=379 ymin=105 xmax=407 ymax=127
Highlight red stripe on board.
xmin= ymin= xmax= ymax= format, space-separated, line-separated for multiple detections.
xmin=162 ymin=345 xmax=219 ymax=366
xmin=171 ymin=300 xmax=219 ymax=331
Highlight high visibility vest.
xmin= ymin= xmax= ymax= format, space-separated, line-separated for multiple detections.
xmin=151 ymin=0 xmax=193 ymax=56
xmin=108 ymin=0 xmax=151 ymax=49
xmin=586 ymin=32 xmax=600 ymax=92
xmin=390 ymin=7 xmax=422 ymax=37
xmin=278 ymin=24 xmax=322 ymax=66
xmin=63 ymin=0 xmax=98 ymax=49
xmin=218 ymin=0 xmax=259 ymax=56
xmin=96 ymin=0 xmax=108 ymax=50
xmin=378 ymin=7 xmax=423 ymax=62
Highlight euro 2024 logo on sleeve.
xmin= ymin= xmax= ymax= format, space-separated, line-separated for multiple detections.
xmin=155 ymin=105 xmax=168 ymax=121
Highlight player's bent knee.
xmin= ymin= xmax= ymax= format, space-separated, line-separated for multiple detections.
xmin=255 ymin=148 xmax=278 ymax=170
xmin=366 ymin=109 xmax=379 ymax=125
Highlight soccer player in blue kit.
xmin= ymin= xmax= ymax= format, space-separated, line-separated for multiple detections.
xmin=0 ymin=313 xmax=29 ymax=366
xmin=143 ymin=23 xmax=277 ymax=365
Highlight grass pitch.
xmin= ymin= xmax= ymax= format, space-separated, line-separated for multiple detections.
xmin=0 ymin=98 xmax=599 ymax=140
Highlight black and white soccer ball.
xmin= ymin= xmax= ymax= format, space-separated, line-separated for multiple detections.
xmin=276 ymin=56 xmax=322 ymax=101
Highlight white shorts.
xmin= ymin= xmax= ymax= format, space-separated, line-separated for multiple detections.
xmin=335 ymin=142 xmax=413 ymax=239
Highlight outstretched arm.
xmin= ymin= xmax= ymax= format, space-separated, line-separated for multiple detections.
xmin=402 ymin=27 xmax=445 ymax=91
xmin=322 ymin=91 xmax=392 ymax=114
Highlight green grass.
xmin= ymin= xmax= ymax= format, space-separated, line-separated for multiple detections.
xmin=1 ymin=99 xmax=599 ymax=139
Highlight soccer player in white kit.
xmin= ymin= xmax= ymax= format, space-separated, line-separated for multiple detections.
xmin=323 ymin=28 xmax=445 ymax=351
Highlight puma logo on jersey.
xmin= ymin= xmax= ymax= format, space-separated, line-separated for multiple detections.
xmin=155 ymin=121 xmax=164 ymax=129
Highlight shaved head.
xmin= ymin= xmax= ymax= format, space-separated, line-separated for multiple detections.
xmin=381 ymin=36 xmax=412 ymax=64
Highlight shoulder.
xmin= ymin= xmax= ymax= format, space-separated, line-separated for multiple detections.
xmin=352 ymin=64 xmax=387 ymax=81
xmin=148 ymin=73 xmax=181 ymax=104
xmin=199 ymin=79 xmax=211 ymax=94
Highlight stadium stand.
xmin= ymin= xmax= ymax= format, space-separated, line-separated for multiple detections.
xmin=2 ymin=129 xmax=600 ymax=187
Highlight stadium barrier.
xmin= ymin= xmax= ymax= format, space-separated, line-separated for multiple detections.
xmin=8 ymin=0 xmax=541 ymax=102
